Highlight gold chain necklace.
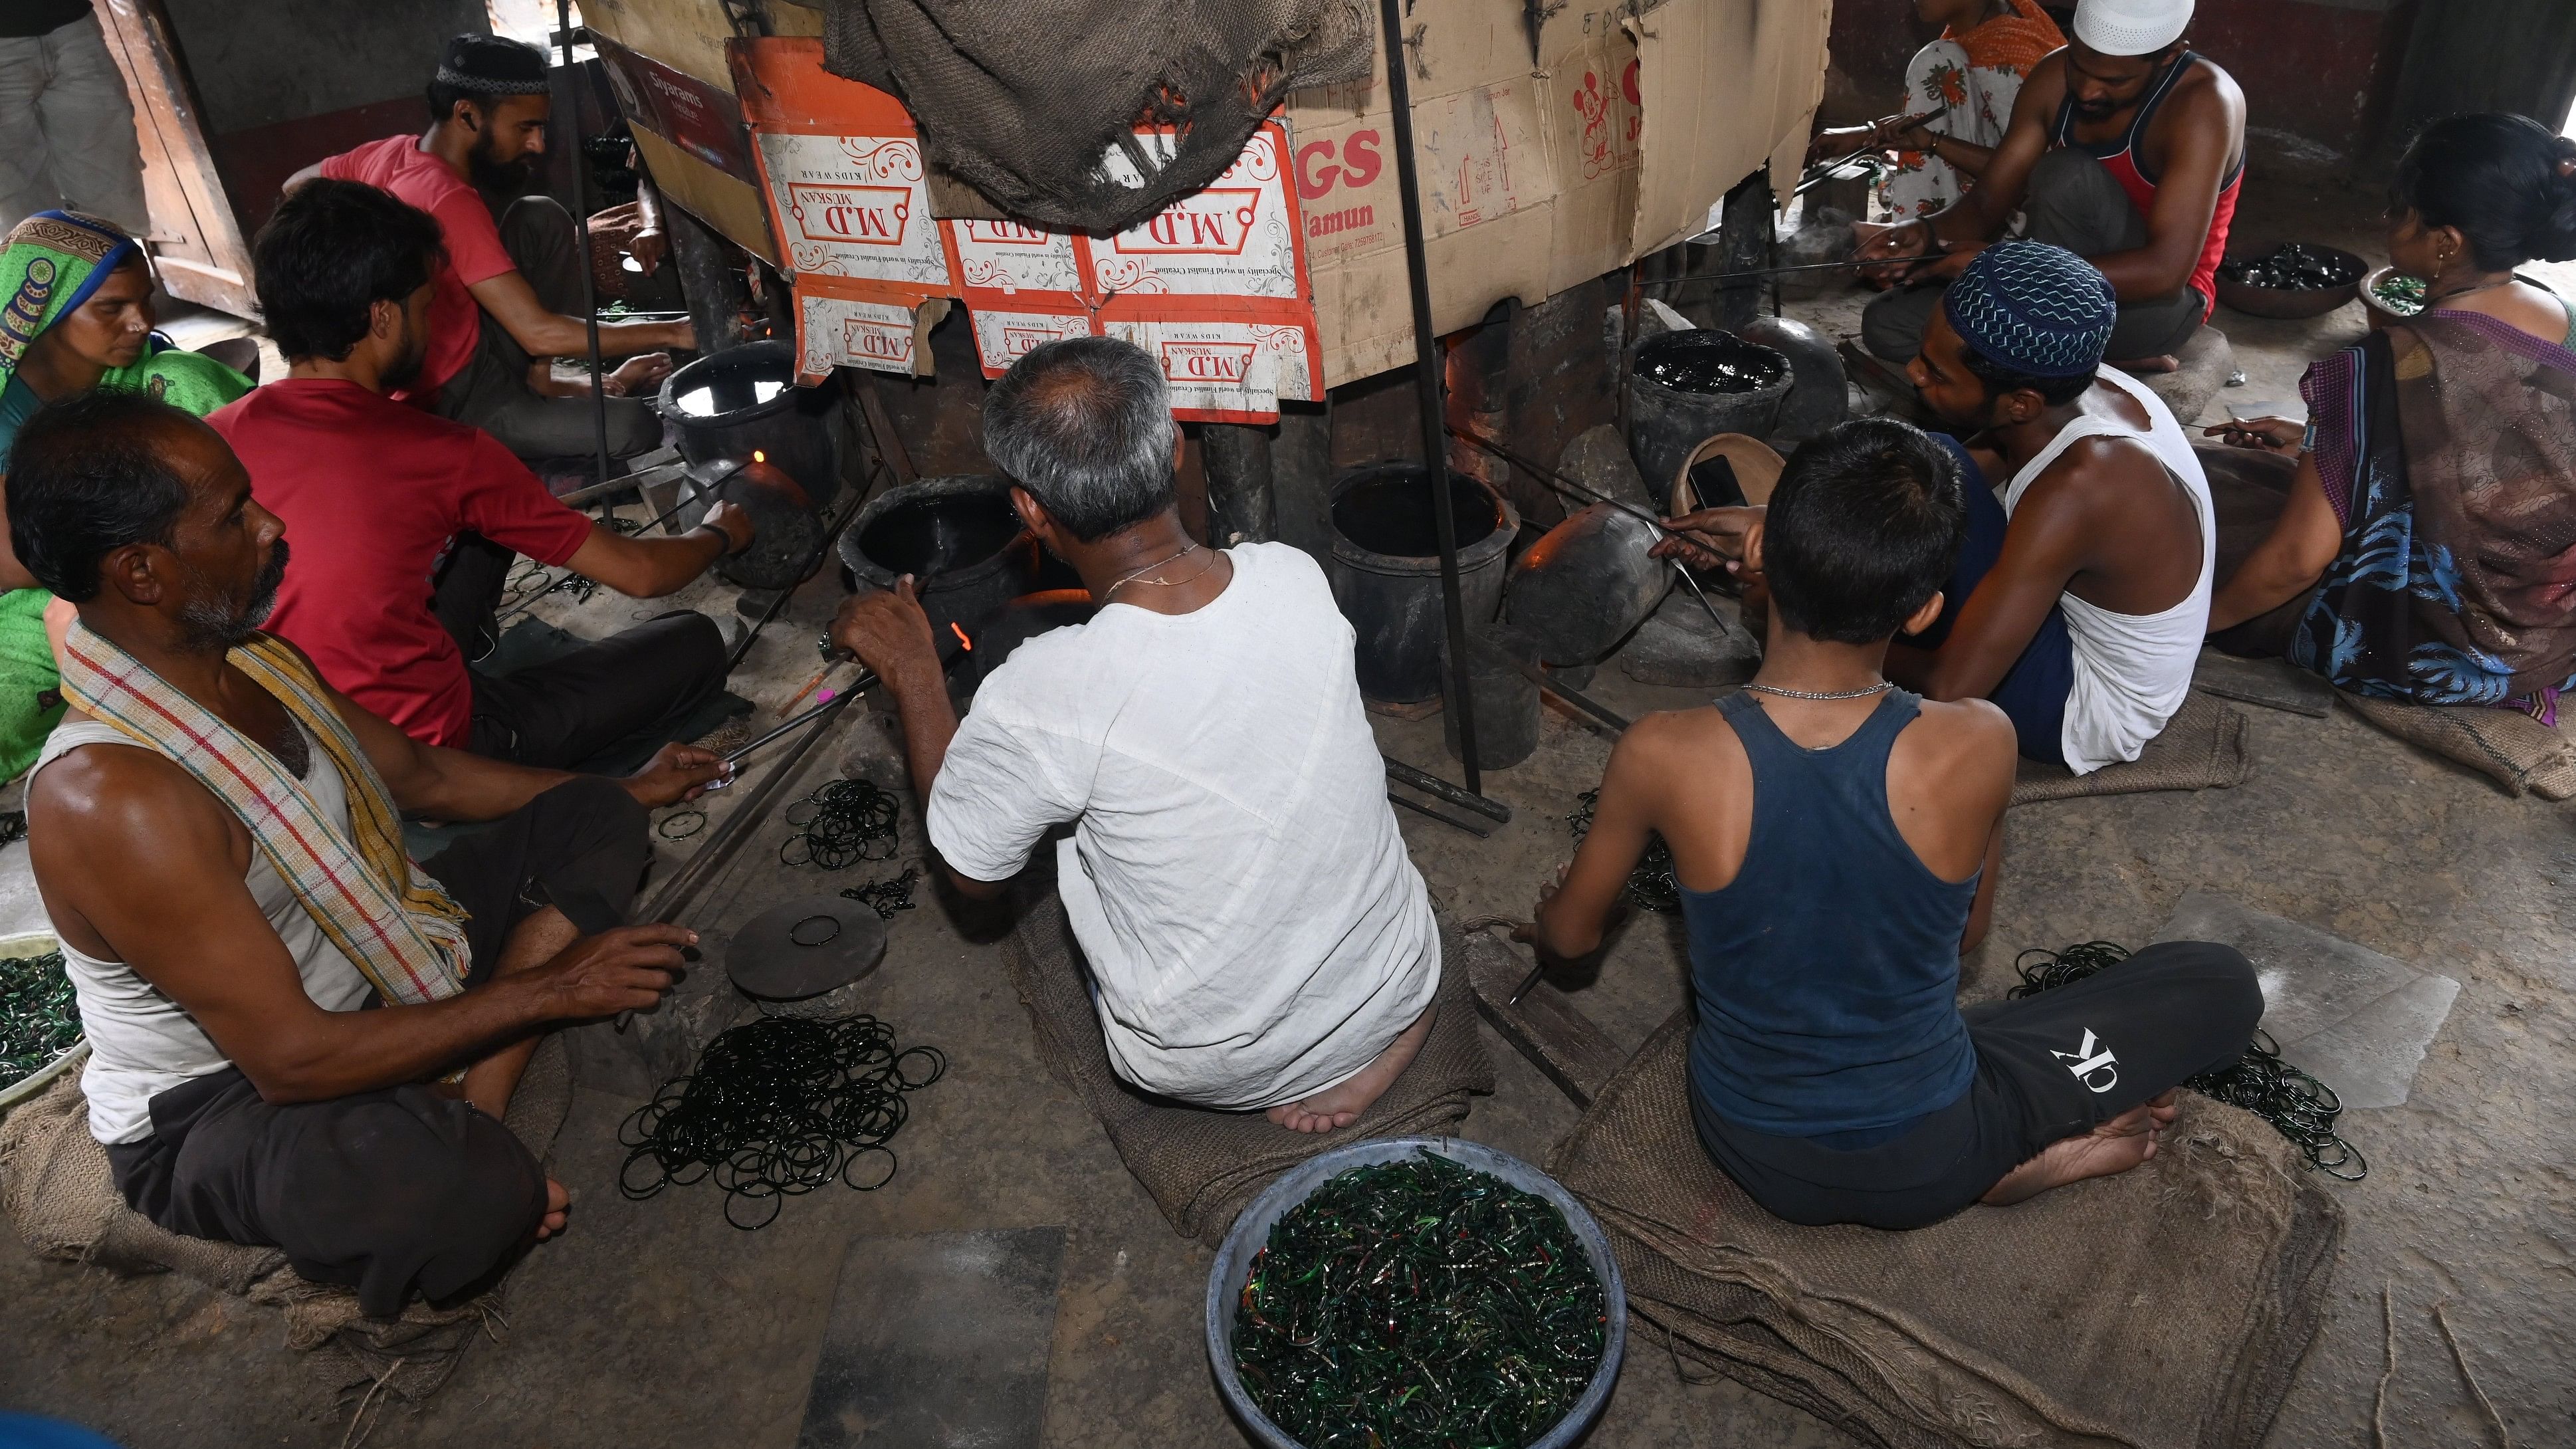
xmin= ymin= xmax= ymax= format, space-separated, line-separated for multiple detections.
xmin=1103 ymin=542 xmax=1218 ymax=598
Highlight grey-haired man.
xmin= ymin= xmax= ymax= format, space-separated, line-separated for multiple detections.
xmin=830 ymin=337 xmax=1442 ymax=1133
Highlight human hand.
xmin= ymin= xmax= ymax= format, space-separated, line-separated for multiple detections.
xmin=605 ymin=352 xmax=673 ymax=397
xmin=1856 ymin=221 xmax=1937 ymax=286
xmin=2202 ymin=417 xmax=2305 ymax=455
xmin=831 ymin=576 xmax=942 ymax=686
xmin=628 ymin=227 xmax=667 ymax=275
xmin=528 ymin=923 xmax=698 ymax=1018
xmin=1510 ymin=863 xmax=1572 ymax=948
xmin=1650 ymin=504 xmax=1763 ymax=575
xmin=1807 ymin=124 xmax=1878 ymax=165
xmin=621 ymin=742 xmax=732 ymax=808
xmin=701 ymin=499 xmax=756 ymax=556
xmin=655 ymin=320 xmax=700 ymax=352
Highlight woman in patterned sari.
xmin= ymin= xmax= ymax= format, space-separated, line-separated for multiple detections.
xmin=2208 ymin=114 xmax=2576 ymax=715
xmin=0 ymin=210 xmax=251 ymax=778
xmin=1810 ymin=0 xmax=2066 ymax=223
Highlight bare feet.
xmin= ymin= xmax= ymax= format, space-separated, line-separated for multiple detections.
xmin=534 ymin=1178 xmax=570 ymax=1242
xmin=1264 ymin=1004 xmax=1438 ymax=1135
xmin=2111 ymin=353 xmax=2181 ymax=374
xmin=1981 ymin=1091 xmax=2181 ymax=1206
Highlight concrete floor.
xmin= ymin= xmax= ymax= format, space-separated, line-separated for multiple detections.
xmin=6 ymin=162 xmax=2575 ymax=1448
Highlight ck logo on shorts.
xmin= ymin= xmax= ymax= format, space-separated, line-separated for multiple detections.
xmin=2052 ymin=1029 xmax=2120 ymax=1093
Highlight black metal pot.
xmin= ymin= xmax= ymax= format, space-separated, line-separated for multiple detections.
xmin=654 ymin=340 xmax=839 ymax=514
xmin=1325 ymin=463 xmax=1517 ymax=705
xmin=838 ymin=475 xmax=1035 ymax=647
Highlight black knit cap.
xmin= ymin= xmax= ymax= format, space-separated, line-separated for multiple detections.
xmin=436 ymin=33 xmax=551 ymax=96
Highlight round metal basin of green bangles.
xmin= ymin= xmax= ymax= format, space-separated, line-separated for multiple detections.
xmin=1205 ymin=1136 xmax=1628 ymax=1449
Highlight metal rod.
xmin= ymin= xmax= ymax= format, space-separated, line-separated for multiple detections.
xmin=1445 ymin=427 xmax=1733 ymax=634
xmin=1507 ymin=958 xmax=1547 ymax=1005
xmin=1376 ymin=0 xmax=1480 ymax=798
xmin=1386 ymin=791 xmax=1491 ymax=839
xmin=722 ymin=684 xmax=861 ymax=765
xmin=556 ymin=0 xmax=613 ymax=493
xmin=1493 ymin=649 xmax=1632 ymax=734
xmin=1636 ymin=258 xmax=1868 ymax=288
xmin=1382 ymin=756 xmax=1512 ymax=823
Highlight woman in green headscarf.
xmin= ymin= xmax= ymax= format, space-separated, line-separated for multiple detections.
xmin=0 ymin=209 xmax=252 ymax=778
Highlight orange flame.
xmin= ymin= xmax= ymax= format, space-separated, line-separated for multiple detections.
xmin=950 ymin=622 xmax=973 ymax=651
xmin=752 ymin=449 xmax=767 ymax=463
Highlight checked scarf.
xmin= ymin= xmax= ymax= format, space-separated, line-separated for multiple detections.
xmin=56 ymin=623 xmax=471 ymax=1005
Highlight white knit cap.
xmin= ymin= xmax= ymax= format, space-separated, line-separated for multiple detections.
xmin=2073 ymin=0 xmax=2193 ymax=55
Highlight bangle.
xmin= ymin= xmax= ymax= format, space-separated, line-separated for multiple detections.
xmin=690 ymin=522 xmax=735 ymax=556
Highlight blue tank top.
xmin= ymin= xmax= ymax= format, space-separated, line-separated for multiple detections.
xmin=1681 ymin=689 xmax=1979 ymax=1138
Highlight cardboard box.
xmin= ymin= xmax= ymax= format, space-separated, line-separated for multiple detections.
xmin=584 ymin=0 xmax=1828 ymax=390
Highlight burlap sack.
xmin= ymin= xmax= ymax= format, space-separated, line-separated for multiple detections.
xmin=1549 ymin=1016 xmax=2341 ymax=1449
xmin=2012 ymin=691 xmax=2251 ymax=806
xmin=2338 ymin=691 xmax=2576 ymax=800
xmin=1004 ymin=889 xmax=1493 ymax=1244
xmin=0 ymin=1034 xmax=574 ymax=1403
xmin=819 ymin=0 xmax=1371 ymax=234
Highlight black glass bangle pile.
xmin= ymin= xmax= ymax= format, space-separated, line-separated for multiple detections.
xmin=0 ymin=810 xmax=27 ymax=847
xmin=1233 ymin=1151 xmax=1607 ymax=1449
xmin=840 ymin=865 xmax=921 ymax=920
xmin=619 ymin=1012 xmax=944 ymax=1229
xmin=0 ymin=948 xmax=79 ymax=1089
xmin=1565 ymin=789 xmax=1682 ymax=913
xmin=782 ymin=778 xmax=901 ymax=870
xmin=2010 ymin=941 xmax=2366 ymax=1180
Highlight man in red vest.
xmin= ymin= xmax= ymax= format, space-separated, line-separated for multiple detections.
xmin=1856 ymin=0 xmax=2244 ymax=373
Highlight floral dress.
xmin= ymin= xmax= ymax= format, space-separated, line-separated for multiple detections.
xmin=1882 ymin=0 xmax=2065 ymax=220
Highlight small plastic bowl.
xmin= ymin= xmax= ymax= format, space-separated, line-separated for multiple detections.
xmin=1204 ymin=1135 xmax=1627 ymax=1449
xmin=2359 ymin=265 xmax=2426 ymax=331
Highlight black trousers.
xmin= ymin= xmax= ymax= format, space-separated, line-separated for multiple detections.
xmin=463 ymin=608 xmax=727 ymax=770
xmin=1693 ymin=941 xmax=2263 ymax=1230
xmin=431 ymin=194 xmax=662 ymax=463
xmin=104 ymin=779 xmax=649 ymax=1315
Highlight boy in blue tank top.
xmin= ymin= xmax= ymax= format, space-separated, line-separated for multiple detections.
xmin=1523 ymin=418 xmax=2260 ymax=1229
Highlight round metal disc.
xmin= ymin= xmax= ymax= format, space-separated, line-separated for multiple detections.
xmin=726 ymin=896 xmax=889 ymax=1000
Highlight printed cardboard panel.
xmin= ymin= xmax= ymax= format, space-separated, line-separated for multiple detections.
xmin=794 ymin=290 xmax=948 ymax=380
xmin=1630 ymin=0 xmax=1830 ymax=256
xmin=967 ymin=306 xmax=1095 ymax=374
xmin=754 ymin=131 xmax=952 ymax=288
xmin=1089 ymin=129 xmax=1301 ymax=300
xmin=1102 ymin=317 xmax=1321 ymax=423
xmin=946 ymin=219 xmax=1085 ymax=298
xmin=595 ymin=33 xmax=760 ymax=182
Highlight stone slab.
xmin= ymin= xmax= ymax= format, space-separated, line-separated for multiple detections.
xmin=795 ymin=1227 xmax=1066 ymax=1449
xmin=2151 ymin=889 xmax=2457 ymax=1109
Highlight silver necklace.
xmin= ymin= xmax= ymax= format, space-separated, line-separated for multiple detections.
xmin=1741 ymin=679 xmax=1894 ymax=701
xmin=1103 ymin=542 xmax=1211 ymax=597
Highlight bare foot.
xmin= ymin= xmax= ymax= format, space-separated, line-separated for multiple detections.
xmin=1980 ymin=1094 xmax=2175 ymax=1206
xmin=533 ymin=1178 xmax=570 ymax=1242
xmin=2111 ymin=353 xmax=2181 ymax=374
xmin=1264 ymin=1004 xmax=1438 ymax=1135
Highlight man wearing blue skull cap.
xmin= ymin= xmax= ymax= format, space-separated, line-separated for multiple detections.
xmin=1661 ymin=243 xmax=2214 ymax=775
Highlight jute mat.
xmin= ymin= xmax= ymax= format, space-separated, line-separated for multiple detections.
xmin=1547 ymin=1016 xmax=2341 ymax=1449
xmin=0 ymin=1034 xmax=574 ymax=1405
xmin=2012 ymin=691 xmax=2251 ymax=807
xmin=2338 ymin=691 xmax=2576 ymax=800
xmin=1003 ymin=888 xmax=1493 ymax=1245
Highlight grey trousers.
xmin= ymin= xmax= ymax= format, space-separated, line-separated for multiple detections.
xmin=432 ymin=194 xmax=663 ymax=463
xmin=1862 ymin=148 xmax=2208 ymax=366
xmin=0 ymin=15 xmax=148 ymax=235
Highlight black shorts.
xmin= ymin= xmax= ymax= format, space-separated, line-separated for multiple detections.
xmin=1692 ymin=940 xmax=2263 ymax=1230
xmin=104 ymin=778 xmax=651 ymax=1313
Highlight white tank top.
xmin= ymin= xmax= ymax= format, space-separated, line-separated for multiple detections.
xmin=28 ymin=719 xmax=376 ymax=1145
xmin=2000 ymin=366 xmax=2216 ymax=774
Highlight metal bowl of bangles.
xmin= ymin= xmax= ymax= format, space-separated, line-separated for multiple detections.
xmin=1206 ymin=1136 xmax=1626 ymax=1449
xmin=2213 ymin=243 xmax=2367 ymax=320
xmin=0 ymin=931 xmax=84 ymax=1118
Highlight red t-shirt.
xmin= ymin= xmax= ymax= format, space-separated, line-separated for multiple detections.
xmin=208 ymin=380 xmax=596 ymax=748
xmin=315 ymin=136 xmax=517 ymax=400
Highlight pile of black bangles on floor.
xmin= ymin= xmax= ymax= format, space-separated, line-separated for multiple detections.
xmin=782 ymin=778 xmax=902 ymax=871
xmin=619 ymin=1012 xmax=945 ymax=1229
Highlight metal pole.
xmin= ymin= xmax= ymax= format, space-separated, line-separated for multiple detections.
xmin=558 ymin=0 xmax=614 ymax=492
xmin=1376 ymin=0 xmax=1481 ymax=795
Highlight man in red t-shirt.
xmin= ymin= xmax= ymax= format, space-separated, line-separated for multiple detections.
xmin=286 ymin=34 xmax=693 ymax=465
xmin=213 ymin=179 xmax=756 ymax=769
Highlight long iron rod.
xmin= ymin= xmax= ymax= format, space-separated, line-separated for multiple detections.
xmin=1446 ymin=427 xmax=1731 ymax=633
xmin=1383 ymin=756 xmax=1512 ymax=823
xmin=720 ymin=677 xmax=870 ymax=766
xmin=1387 ymin=791 xmax=1491 ymax=839
xmin=1376 ymin=0 xmax=1481 ymax=797
xmin=556 ymin=0 xmax=614 ymax=493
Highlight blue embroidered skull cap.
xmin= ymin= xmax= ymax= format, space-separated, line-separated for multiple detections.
xmin=1940 ymin=241 xmax=2116 ymax=380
